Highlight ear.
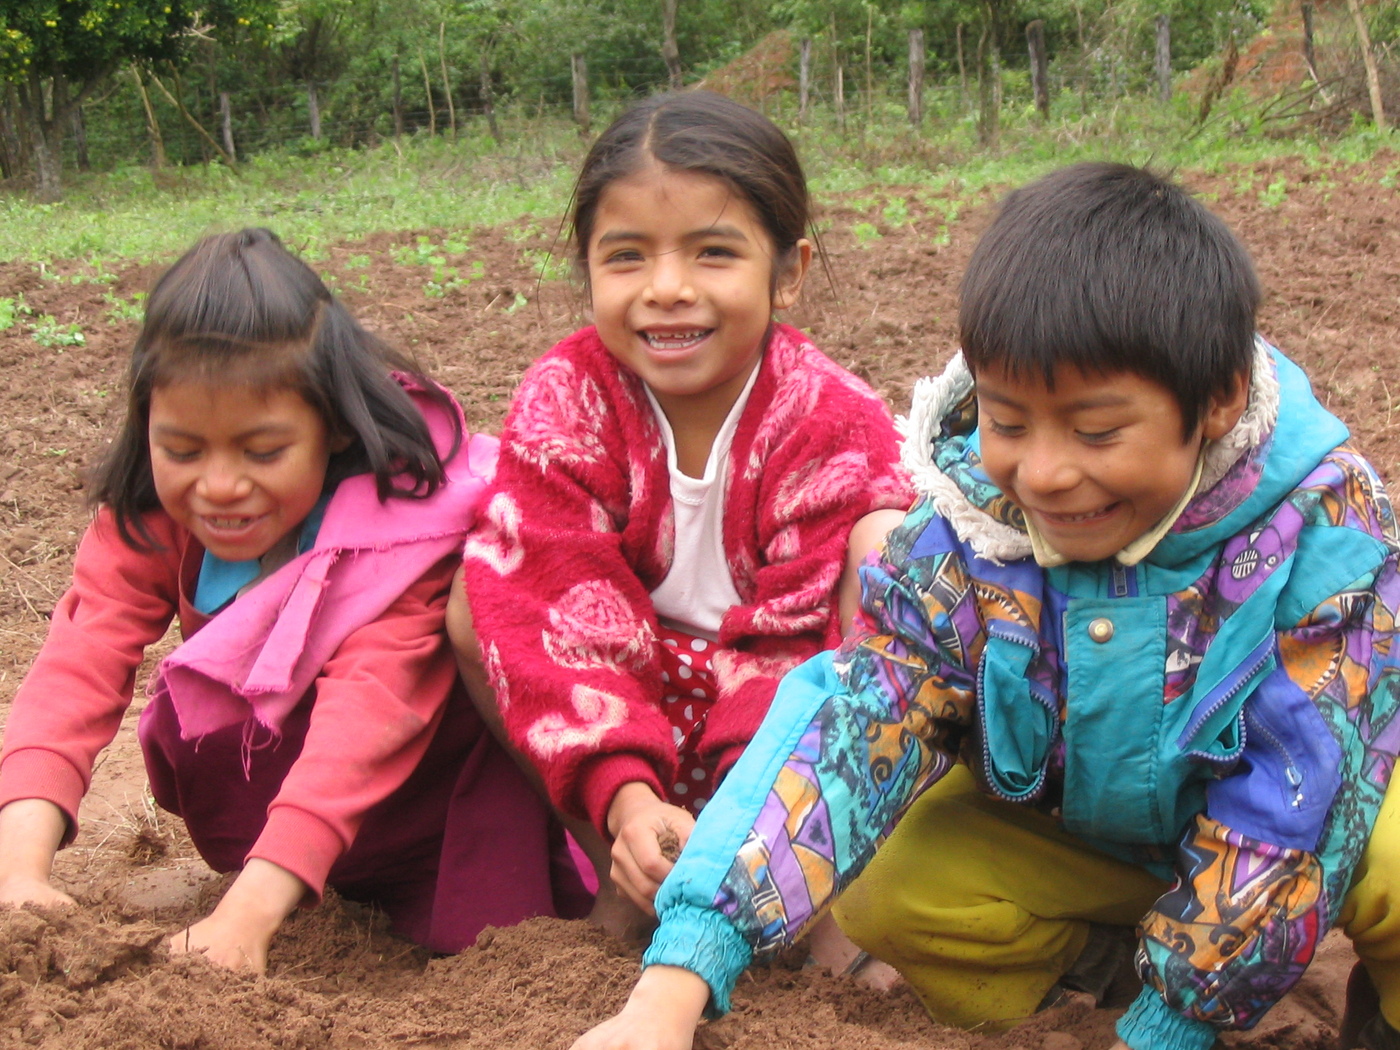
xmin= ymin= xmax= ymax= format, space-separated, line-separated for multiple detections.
xmin=1201 ymin=369 xmax=1251 ymax=441
xmin=772 ymin=238 xmax=812 ymax=311
xmin=330 ymin=430 xmax=355 ymax=454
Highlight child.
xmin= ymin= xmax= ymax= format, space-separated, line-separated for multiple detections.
xmin=0 ymin=228 xmax=583 ymax=970
xmin=570 ymin=163 xmax=1400 ymax=1050
xmin=446 ymin=91 xmax=912 ymax=931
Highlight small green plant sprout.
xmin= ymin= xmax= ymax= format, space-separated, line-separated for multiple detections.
xmin=881 ymin=197 xmax=911 ymax=227
xmin=424 ymin=258 xmax=484 ymax=298
xmin=102 ymin=291 xmax=146 ymax=324
xmin=344 ymin=254 xmax=372 ymax=269
xmin=505 ymin=292 xmax=529 ymax=314
xmin=0 ymin=295 xmax=31 ymax=331
xmin=30 ymin=315 xmax=85 ymax=349
xmin=522 ymin=248 xmax=569 ymax=282
xmin=1259 ymin=177 xmax=1288 ymax=208
xmin=852 ymin=222 xmax=882 ymax=247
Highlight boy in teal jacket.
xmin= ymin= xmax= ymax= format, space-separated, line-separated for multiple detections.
xmin=571 ymin=164 xmax=1400 ymax=1050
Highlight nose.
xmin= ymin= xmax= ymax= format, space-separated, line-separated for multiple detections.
xmin=644 ymin=251 xmax=696 ymax=308
xmin=196 ymin=454 xmax=254 ymax=504
xmin=1016 ymin=435 xmax=1081 ymax=496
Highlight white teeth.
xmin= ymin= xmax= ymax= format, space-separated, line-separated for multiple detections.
xmin=643 ymin=330 xmax=709 ymax=350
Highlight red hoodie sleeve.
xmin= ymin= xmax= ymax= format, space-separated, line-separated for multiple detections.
xmin=0 ymin=509 xmax=183 ymax=842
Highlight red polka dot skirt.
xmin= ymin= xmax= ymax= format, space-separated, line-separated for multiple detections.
xmin=656 ymin=623 xmax=719 ymax=815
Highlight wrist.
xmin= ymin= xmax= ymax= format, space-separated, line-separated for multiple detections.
xmin=0 ymin=798 xmax=67 ymax=881
xmin=629 ymin=965 xmax=710 ymax=1025
xmin=607 ymin=782 xmax=663 ymax=838
xmin=212 ymin=859 xmax=309 ymax=938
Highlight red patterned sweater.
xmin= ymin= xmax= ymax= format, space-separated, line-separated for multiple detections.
xmin=461 ymin=323 xmax=913 ymax=833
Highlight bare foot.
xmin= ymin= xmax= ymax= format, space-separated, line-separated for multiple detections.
xmin=804 ymin=913 xmax=903 ymax=992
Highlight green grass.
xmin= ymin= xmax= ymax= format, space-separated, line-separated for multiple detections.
xmin=0 ymin=93 xmax=1391 ymax=268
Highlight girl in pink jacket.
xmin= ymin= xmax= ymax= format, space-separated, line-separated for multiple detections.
xmin=0 ymin=228 xmax=584 ymax=970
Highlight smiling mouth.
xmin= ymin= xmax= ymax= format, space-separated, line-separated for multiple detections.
xmin=201 ymin=514 xmax=267 ymax=532
xmin=1036 ymin=504 xmax=1120 ymax=526
xmin=641 ymin=329 xmax=712 ymax=351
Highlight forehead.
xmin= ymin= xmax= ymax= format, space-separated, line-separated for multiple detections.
xmin=974 ymin=361 xmax=1185 ymax=417
xmin=149 ymin=381 xmax=321 ymax=429
xmin=590 ymin=163 xmax=763 ymax=240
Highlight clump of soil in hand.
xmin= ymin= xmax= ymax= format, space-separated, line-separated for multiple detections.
xmin=657 ymin=824 xmax=682 ymax=863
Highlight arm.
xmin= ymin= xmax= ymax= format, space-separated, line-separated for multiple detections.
xmin=701 ymin=359 xmax=912 ymax=773
xmin=645 ymin=502 xmax=976 ymax=1011
xmin=0 ymin=509 xmax=180 ymax=887
xmin=460 ymin=343 xmax=679 ymax=833
xmin=1121 ymin=553 xmax=1400 ymax=1050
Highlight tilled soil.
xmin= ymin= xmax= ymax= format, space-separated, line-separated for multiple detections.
xmin=0 ymin=149 xmax=1396 ymax=1048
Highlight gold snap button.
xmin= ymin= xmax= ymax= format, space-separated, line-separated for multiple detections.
xmin=1088 ymin=618 xmax=1114 ymax=643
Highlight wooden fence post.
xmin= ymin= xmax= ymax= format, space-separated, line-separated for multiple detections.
xmin=571 ymin=53 xmax=590 ymax=138
xmin=1155 ymin=15 xmax=1172 ymax=102
xmin=836 ymin=65 xmax=846 ymax=133
xmin=799 ymin=38 xmax=811 ymax=124
xmin=908 ymin=28 xmax=925 ymax=127
xmin=1026 ymin=19 xmax=1049 ymax=118
xmin=479 ymin=51 xmax=501 ymax=143
xmin=220 ymin=91 xmax=237 ymax=161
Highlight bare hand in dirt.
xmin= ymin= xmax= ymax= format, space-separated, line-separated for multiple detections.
xmin=0 ymin=799 xmax=75 ymax=910
xmin=570 ymin=965 xmax=709 ymax=1050
xmin=606 ymin=783 xmax=696 ymax=913
xmin=168 ymin=858 xmax=307 ymax=973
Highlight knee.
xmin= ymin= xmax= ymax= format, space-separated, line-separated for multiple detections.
xmin=445 ymin=569 xmax=505 ymax=728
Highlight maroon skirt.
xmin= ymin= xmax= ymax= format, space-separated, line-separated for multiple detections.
xmin=138 ymin=681 xmax=590 ymax=953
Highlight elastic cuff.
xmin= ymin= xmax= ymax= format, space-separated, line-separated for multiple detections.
xmin=578 ymin=754 xmax=668 ymax=836
xmin=1117 ymin=987 xmax=1219 ymax=1050
xmin=643 ymin=904 xmax=754 ymax=1017
xmin=246 ymin=806 xmax=345 ymax=904
xmin=0 ymin=749 xmax=88 ymax=846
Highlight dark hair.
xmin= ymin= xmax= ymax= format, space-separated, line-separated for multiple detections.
xmin=569 ymin=90 xmax=815 ymax=287
xmin=90 ymin=227 xmax=462 ymax=548
xmin=959 ymin=163 xmax=1259 ymax=437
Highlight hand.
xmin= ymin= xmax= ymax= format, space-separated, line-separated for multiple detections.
xmin=570 ymin=965 xmax=709 ymax=1050
xmin=0 ymin=798 xmax=74 ymax=909
xmin=168 ymin=858 xmax=307 ymax=973
xmin=606 ymin=783 xmax=696 ymax=914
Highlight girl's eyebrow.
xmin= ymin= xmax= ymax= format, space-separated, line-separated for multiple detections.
xmin=150 ymin=422 xmax=298 ymax=441
xmin=594 ymin=223 xmax=751 ymax=245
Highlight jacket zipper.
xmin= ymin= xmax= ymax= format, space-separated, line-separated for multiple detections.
xmin=1180 ymin=639 xmax=1275 ymax=763
xmin=1243 ymin=705 xmax=1306 ymax=808
xmin=977 ymin=623 xmax=1057 ymax=803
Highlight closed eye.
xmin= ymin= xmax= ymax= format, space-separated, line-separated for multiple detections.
xmin=986 ymin=420 xmax=1024 ymax=437
xmin=159 ymin=446 xmax=200 ymax=463
xmin=1076 ymin=428 xmax=1120 ymax=444
xmin=247 ymin=447 xmax=287 ymax=463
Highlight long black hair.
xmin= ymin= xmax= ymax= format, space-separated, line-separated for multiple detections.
xmin=90 ymin=227 xmax=462 ymax=548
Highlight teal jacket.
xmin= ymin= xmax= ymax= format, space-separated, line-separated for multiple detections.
xmin=644 ymin=344 xmax=1400 ymax=1050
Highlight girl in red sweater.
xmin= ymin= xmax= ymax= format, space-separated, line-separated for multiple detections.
xmin=447 ymin=91 xmax=912 ymax=937
xmin=0 ymin=229 xmax=583 ymax=971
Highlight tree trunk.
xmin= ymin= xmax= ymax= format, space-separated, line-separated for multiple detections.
xmin=0 ymin=87 xmax=25 ymax=181
xmin=976 ymin=18 xmax=1000 ymax=147
xmin=131 ymin=66 xmax=168 ymax=170
xmin=438 ymin=23 xmax=457 ymax=140
xmin=1346 ymin=0 xmax=1387 ymax=131
xmin=1155 ymin=15 xmax=1172 ymax=103
xmin=70 ymin=105 xmax=90 ymax=171
xmin=864 ymin=5 xmax=873 ymax=128
xmin=220 ymin=91 xmax=236 ymax=161
xmin=1027 ymin=20 xmax=1049 ymax=118
xmin=392 ymin=54 xmax=404 ymax=139
xmin=1302 ymin=3 xmax=1317 ymax=77
xmin=479 ymin=51 xmax=501 ymax=143
xmin=908 ymin=29 xmax=925 ymax=127
xmin=147 ymin=70 xmax=238 ymax=168
xmin=799 ymin=39 xmax=811 ymax=123
xmin=419 ymin=50 xmax=436 ymax=135
xmin=955 ymin=24 xmax=968 ymax=111
xmin=571 ymin=53 xmax=590 ymax=137
xmin=306 ymin=80 xmax=322 ymax=139
xmin=661 ymin=0 xmax=682 ymax=89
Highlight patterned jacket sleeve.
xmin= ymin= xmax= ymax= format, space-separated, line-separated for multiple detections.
xmin=1122 ymin=471 xmax=1400 ymax=1050
xmin=701 ymin=340 xmax=914 ymax=774
xmin=644 ymin=500 xmax=972 ymax=1010
xmin=460 ymin=339 xmax=677 ymax=832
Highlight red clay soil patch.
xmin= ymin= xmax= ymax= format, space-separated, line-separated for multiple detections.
xmin=0 ymin=149 xmax=1397 ymax=1047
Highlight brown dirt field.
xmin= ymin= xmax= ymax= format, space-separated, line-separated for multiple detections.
xmin=0 ymin=149 xmax=1397 ymax=1049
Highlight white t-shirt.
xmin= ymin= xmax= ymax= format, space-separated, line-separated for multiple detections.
xmin=643 ymin=365 xmax=760 ymax=641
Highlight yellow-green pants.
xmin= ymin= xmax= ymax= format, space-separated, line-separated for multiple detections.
xmin=834 ymin=763 xmax=1400 ymax=1031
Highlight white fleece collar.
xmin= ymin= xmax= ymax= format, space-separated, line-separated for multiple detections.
xmin=897 ymin=336 xmax=1280 ymax=566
